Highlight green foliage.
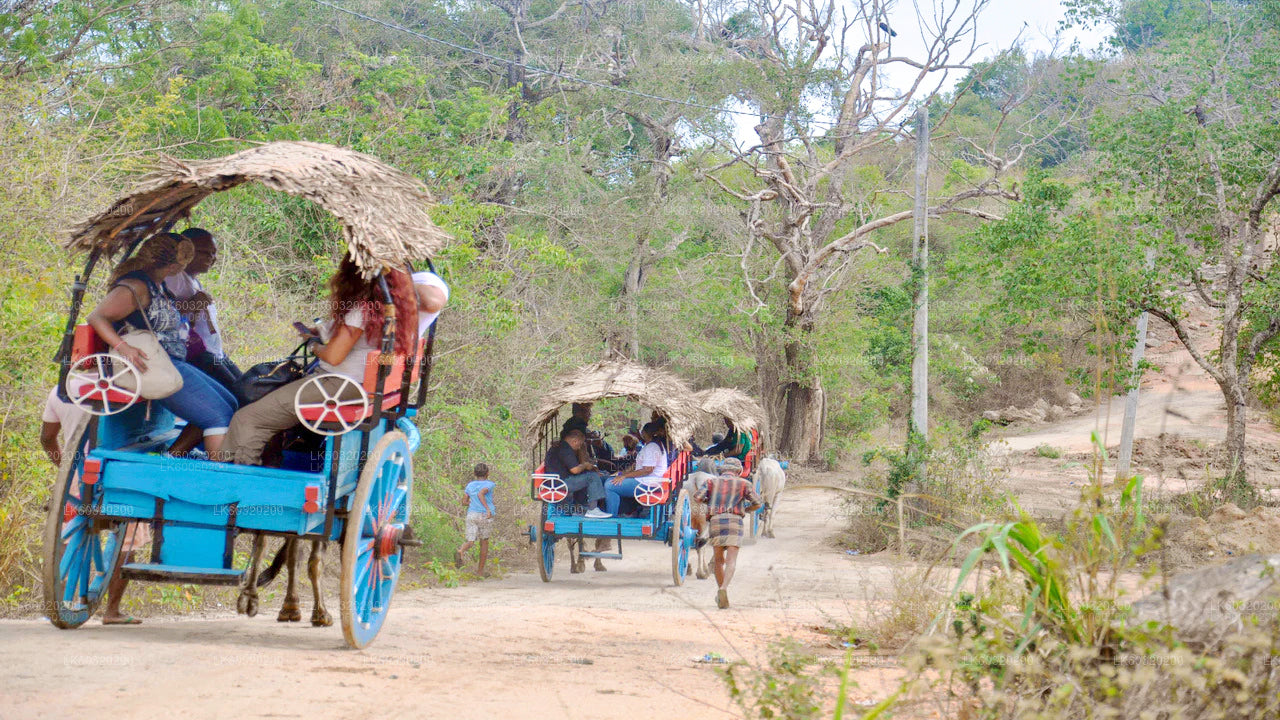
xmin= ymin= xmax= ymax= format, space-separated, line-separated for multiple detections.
xmin=720 ymin=638 xmax=832 ymax=720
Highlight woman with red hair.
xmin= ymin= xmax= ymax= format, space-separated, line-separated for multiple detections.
xmin=221 ymin=255 xmax=418 ymax=465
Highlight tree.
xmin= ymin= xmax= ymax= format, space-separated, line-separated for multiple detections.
xmin=689 ymin=0 xmax=1037 ymax=462
xmin=1083 ymin=0 xmax=1280 ymax=480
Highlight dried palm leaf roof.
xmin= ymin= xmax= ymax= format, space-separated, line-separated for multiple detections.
xmin=65 ymin=141 xmax=450 ymax=277
xmin=693 ymin=388 xmax=766 ymax=433
xmin=528 ymin=360 xmax=702 ymax=442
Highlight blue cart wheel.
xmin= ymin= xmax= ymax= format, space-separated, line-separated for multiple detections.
xmin=749 ymin=474 xmax=761 ymax=539
xmin=536 ymin=518 xmax=555 ymax=582
xmin=42 ymin=416 xmax=125 ymax=629
xmin=671 ymin=488 xmax=692 ymax=586
xmin=340 ymin=430 xmax=412 ymax=649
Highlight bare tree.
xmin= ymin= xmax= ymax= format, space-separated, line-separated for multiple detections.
xmin=691 ymin=0 xmax=1023 ymax=462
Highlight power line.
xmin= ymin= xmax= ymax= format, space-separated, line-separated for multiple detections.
xmin=307 ymin=0 xmax=838 ymax=127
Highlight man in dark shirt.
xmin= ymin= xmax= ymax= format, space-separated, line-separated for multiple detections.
xmin=560 ymin=402 xmax=592 ymax=437
xmin=544 ymin=428 xmax=609 ymax=518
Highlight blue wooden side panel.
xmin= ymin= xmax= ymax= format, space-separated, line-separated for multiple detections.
xmin=89 ymin=415 xmax=395 ymax=569
xmin=96 ymin=455 xmax=331 ymax=535
xmin=548 ymin=517 xmax=655 ymax=539
xmin=97 ymin=403 xmax=176 ymax=450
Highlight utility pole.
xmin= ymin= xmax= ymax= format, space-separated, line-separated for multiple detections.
xmin=909 ymin=104 xmax=929 ymax=484
xmin=1116 ymin=247 xmax=1157 ymax=480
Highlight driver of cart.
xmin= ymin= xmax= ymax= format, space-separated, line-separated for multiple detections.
xmin=604 ymin=421 xmax=668 ymax=517
xmin=220 ymin=256 xmax=418 ymax=465
xmin=412 ymin=268 xmax=449 ymax=337
xmin=697 ymin=417 xmax=751 ymax=464
xmin=86 ymin=233 xmax=239 ymax=458
xmin=559 ymin=402 xmax=614 ymax=470
xmin=586 ymin=429 xmax=619 ymax=473
xmin=164 ymin=228 xmax=243 ymax=395
xmin=544 ymin=428 xmax=610 ymax=518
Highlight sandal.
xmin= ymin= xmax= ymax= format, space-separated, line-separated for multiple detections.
xmin=103 ymin=615 xmax=143 ymax=625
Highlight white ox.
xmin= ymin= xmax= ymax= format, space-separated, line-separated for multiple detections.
xmin=755 ymin=457 xmax=786 ymax=538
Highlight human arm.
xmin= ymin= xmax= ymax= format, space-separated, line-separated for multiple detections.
xmin=702 ymin=435 xmax=733 ymax=457
xmin=743 ymin=483 xmax=763 ymax=514
xmin=86 ymin=280 xmax=151 ymax=372
xmin=40 ymin=422 xmax=61 ymax=467
xmin=310 ymin=322 xmax=362 ymax=366
xmin=416 ymin=284 xmax=446 ymax=315
xmin=480 ymin=486 xmax=494 ymax=518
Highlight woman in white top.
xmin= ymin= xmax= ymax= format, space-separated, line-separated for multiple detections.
xmin=604 ymin=421 xmax=669 ymax=516
xmin=220 ymin=256 xmax=418 ymax=465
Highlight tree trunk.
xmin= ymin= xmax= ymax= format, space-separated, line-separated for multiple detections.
xmin=1222 ymin=378 xmax=1248 ymax=481
xmin=776 ymin=315 xmax=824 ymax=464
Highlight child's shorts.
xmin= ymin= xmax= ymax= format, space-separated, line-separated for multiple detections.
xmin=465 ymin=511 xmax=493 ymax=541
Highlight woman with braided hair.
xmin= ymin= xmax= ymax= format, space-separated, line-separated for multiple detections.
xmin=86 ymin=232 xmax=239 ymax=456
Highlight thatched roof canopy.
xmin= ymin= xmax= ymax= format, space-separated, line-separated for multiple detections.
xmin=528 ymin=361 xmax=701 ymax=442
xmin=693 ymin=388 xmax=766 ymax=432
xmin=65 ymin=141 xmax=450 ymax=277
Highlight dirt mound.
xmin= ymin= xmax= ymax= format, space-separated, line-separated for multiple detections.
xmin=1164 ymin=504 xmax=1280 ymax=570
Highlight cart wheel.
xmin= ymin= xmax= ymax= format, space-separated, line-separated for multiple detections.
xmin=749 ymin=474 xmax=762 ymax=539
xmin=294 ymin=374 xmax=369 ymax=436
xmin=340 ymin=430 xmax=411 ymax=649
xmin=42 ymin=416 xmax=126 ymax=629
xmin=670 ymin=488 xmax=692 ymax=586
xmin=65 ymin=353 xmax=141 ymax=416
xmin=536 ymin=517 xmax=555 ymax=583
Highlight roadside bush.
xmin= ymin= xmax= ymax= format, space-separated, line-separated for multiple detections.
xmin=847 ymin=425 xmax=1011 ymax=556
xmin=899 ymin=464 xmax=1280 ymax=719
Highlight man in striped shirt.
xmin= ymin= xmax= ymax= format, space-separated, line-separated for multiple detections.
xmin=698 ymin=457 xmax=762 ymax=609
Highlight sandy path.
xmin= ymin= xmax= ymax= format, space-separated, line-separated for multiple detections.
xmin=0 ymin=487 xmax=902 ymax=720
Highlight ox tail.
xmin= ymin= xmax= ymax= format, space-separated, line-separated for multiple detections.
xmin=255 ymin=541 xmax=290 ymax=587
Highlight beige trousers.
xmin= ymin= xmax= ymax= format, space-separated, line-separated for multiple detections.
xmin=222 ymin=376 xmax=363 ymax=465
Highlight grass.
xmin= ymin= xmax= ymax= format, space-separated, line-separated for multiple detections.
xmin=1033 ymin=443 xmax=1061 ymax=459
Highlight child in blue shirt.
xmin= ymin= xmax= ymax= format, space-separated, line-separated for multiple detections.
xmin=455 ymin=463 xmax=495 ymax=576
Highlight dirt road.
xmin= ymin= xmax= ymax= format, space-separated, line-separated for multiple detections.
xmin=1 ymin=486 xmax=901 ymax=720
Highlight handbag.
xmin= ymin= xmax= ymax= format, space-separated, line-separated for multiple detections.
xmin=232 ymin=341 xmax=314 ymax=406
xmin=109 ymin=285 xmax=184 ymax=400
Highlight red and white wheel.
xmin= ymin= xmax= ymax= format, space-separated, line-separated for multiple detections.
xmin=293 ymin=374 xmax=368 ymax=436
xmin=535 ymin=474 xmax=568 ymax=503
xmin=64 ymin=353 xmax=141 ymax=416
xmin=635 ymin=481 xmax=666 ymax=507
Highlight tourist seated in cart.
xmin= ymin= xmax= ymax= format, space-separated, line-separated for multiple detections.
xmin=697 ymin=417 xmax=751 ymax=464
xmin=604 ymin=421 xmax=668 ymax=517
xmin=86 ymin=233 xmax=239 ymax=457
xmin=165 ymin=227 xmax=242 ymax=395
xmin=220 ymin=255 xmax=418 ymax=465
xmin=543 ymin=427 xmax=610 ymax=518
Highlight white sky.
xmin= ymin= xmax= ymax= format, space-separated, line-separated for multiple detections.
xmin=727 ymin=0 xmax=1111 ymax=145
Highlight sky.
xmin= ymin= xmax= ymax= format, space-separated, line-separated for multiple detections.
xmin=726 ymin=0 xmax=1112 ymax=145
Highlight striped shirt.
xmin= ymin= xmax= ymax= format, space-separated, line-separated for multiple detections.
xmin=700 ymin=474 xmax=762 ymax=517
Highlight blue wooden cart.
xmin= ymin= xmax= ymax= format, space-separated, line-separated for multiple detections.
xmin=44 ymin=141 xmax=448 ymax=648
xmin=524 ymin=361 xmax=701 ymax=585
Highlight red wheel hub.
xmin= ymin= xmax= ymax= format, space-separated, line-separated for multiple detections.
xmin=376 ymin=525 xmax=403 ymax=558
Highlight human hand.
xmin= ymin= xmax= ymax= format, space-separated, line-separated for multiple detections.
xmin=114 ymin=342 xmax=149 ymax=373
xmin=610 ymin=476 xmax=624 ymax=486
xmin=485 ymin=512 xmax=493 ymax=520
xmin=189 ymin=291 xmax=213 ymax=311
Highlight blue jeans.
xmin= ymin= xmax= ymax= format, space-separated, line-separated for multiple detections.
xmin=605 ymin=477 xmax=661 ymax=516
xmin=162 ymin=358 xmax=239 ymax=436
xmin=562 ymin=471 xmax=605 ymax=505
